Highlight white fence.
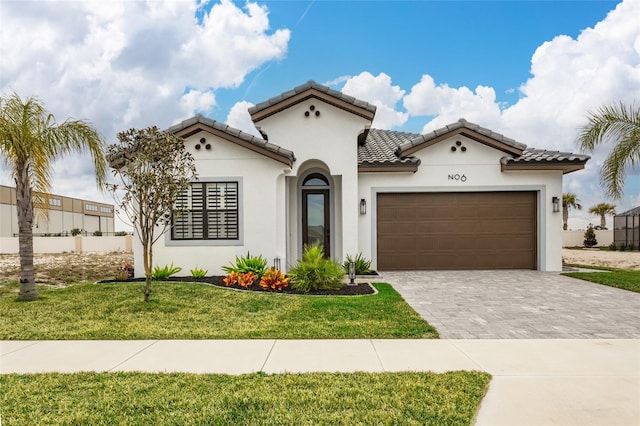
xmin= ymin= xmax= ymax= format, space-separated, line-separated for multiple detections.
xmin=0 ymin=235 xmax=132 ymax=254
xmin=563 ymin=230 xmax=613 ymax=248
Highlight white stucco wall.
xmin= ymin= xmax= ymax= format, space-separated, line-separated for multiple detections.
xmin=358 ymin=135 xmax=565 ymax=271
xmin=257 ymin=99 xmax=369 ymax=264
xmin=139 ymin=128 xmax=289 ymax=277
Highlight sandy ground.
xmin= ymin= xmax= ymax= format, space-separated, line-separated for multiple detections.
xmin=562 ymin=248 xmax=640 ymax=270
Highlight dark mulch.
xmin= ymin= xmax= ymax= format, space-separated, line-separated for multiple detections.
xmin=99 ymin=276 xmax=375 ymax=296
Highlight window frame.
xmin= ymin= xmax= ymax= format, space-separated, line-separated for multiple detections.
xmin=166 ymin=177 xmax=243 ymax=246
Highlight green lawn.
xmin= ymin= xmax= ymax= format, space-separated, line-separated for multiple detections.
xmin=563 ymin=267 xmax=640 ymax=294
xmin=0 ymin=371 xmax=490 ymax=426
xmin=0 ymin=281 xmax=438 ymax=339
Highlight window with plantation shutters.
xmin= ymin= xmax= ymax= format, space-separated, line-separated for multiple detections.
xmin=172 ymin=182 xmax=239 ymax=240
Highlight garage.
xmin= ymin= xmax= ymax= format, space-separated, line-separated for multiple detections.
xmin=377 ymin=191 xmax=537 ymax=270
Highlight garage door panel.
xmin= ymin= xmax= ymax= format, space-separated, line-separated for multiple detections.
xmin=377 ymin=192 xmax=537 ymax=270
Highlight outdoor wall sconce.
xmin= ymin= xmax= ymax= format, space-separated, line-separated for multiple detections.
xmin=348 ymin=261 xmax=356 ymax=286
xmin=273 ymin=257 xmax=281 ymax=271
xmin=360 ymin=198 xmax=366 ymax=215
xmin=552 ymin=196 xmax=560 ymax=213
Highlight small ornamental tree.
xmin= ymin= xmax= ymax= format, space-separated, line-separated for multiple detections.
xmin=583 ymin=224 xmax=598 ymax=248
xmin=107 ymin=126 xmax=196 ymax=302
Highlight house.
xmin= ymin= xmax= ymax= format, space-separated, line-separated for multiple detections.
xmin=0 ymin=185 xmax=115 ymax=237
xmin=613 ymin=206 xmax=640 ymax=249
xmin=136 ymin=80 xmax=589 ymax=275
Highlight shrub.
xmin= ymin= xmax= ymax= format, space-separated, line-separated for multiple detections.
xmin=343 ymin=253 xmax=372 ymax=275
xmin=619 ymin=243 xmax=627 ymax=251
xmin=152 ymin=262 xmax=182 ymax=280
xmin=70 ymin=228 xmax=82 ymax=236
xmin=259 ymin=267 xmax=290 ymax=292
xmin=628 ymin=243 xmax=636 ymax=251
xmin=223 ymin=272 xmax=238 ymax=286
xmin=609 ymin=242 xmax=618 ymax=251
xmin=114 ymin=231 xmax=128 ymax=236
xmin=583 ymin=225 xmax=597 ymax=248
xmin=92 ymin=230 xmax=103 ymax=237
xmin=289 ymin=245 xmax=344 ymax=293
xmin=222 ymin=253 xmax=268 ymax=279
xmin=236 ymin=271 xmax=257 ymax=288
xmin=190 ymin=267 xmax=208 ymax=278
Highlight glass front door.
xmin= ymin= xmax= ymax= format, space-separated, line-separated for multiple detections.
xmin=302 ymin=189 xmax=330 ymax=257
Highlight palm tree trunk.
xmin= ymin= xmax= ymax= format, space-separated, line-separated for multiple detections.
xmin=600 ymin=214 xmax=606 ymax=229
xmin=562 ymin=206 xmax=569 ymax=231
xmin=15 ymin=163 xmax=39 ymax=301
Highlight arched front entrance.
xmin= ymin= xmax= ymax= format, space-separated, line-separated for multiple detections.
xmin=301 ymin=172 xmax=331 ymax=257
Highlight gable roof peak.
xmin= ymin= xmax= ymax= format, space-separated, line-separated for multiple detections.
xmin=249 ymin=80 xmax=376 ymax=123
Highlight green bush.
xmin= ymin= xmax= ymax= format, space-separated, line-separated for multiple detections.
xmin=152 ymin=263 xmax=182 ymax=280
xmin=190 ymin=267 xmax=208 ymax=278
xmin=221 ymin=253 xmax=268 ymax=279
xmin=608 ymin=242 xmax=618 ymax=251
xmin=583 ymin=225 xmax=597 ymax=248
xmin=114 ymin=231 xmax=128 ymax=236
xmin=289 ymin=245 xmax=344 ymax=293
xmin=70 ymin=228 xmax=82 ymax=236
xmin=343 ymin=253 xmax=372 ymax=275
xmin=92 ymin=230 xmax=103 ymax=237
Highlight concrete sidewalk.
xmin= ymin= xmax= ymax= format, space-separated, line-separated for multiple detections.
xmin=2 ymin=339 xmax=639 ymax=425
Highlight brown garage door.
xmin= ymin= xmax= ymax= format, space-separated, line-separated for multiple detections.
xmin=377 ymin=192 xmax=537 ymax=270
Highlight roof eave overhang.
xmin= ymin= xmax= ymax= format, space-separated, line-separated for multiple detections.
xmin=358 ymin=162 xmax=420 ymax=173
xmin=172 ymin=124 xmax=294 ymax=168
xmin=250 ymin=89 xmax=376 ymax=123
xmin=501 ymin=162 xmax=587 ymax=174
xmin=399 ymin=128 xmax=524 ymax=157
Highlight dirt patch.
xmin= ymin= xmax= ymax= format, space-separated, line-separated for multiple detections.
xmin=0 ymin=252 xmax=133 ymax=286
xmin=563 ymin=248 xmax=640 ymax=270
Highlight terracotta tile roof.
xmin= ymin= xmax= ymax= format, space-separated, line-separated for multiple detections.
xmin=361 ymin=121 xmax=588 ymax=174
xmin=501 ymin=148 xmax=590 ymax=165
xmin=359 ymin=128 xmax=421 ymax=167
xmin=167 ymin=115 xmax=295 ymax=166
xmin=248 ymin=80 xmax=377 ymax=121
xmin=397 ymin=118 xmax=527 ymax=156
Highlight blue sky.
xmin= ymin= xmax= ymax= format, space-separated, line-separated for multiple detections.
xmin=1 ymin=0 xmax=638 ymax=229
xmin=214 ymin=0 xmax=618 ymax=130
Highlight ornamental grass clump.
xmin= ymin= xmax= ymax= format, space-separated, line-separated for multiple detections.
xmin=289 ymin=245 xmax=344 ymax=293
xmin=343 ymin=253 xmax=372 ymax=275
xmin=222 ymin=253 xmax=268 ymax=279
xmin=152 ymin=263 xmax=182 ymax=280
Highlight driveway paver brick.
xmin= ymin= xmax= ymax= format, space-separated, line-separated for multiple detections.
xmin=381 ymin=270 xmax=640 ymax=339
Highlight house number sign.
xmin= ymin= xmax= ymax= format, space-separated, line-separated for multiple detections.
xmin=448 ymin=173 xmax=467 ymax=182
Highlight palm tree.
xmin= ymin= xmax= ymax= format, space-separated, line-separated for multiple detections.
xmin=588 ymin=203 xmax=616 ymax=230
xmin=0 ymin=93 xmax=107 ymax=300
xmin=577 ymin=102 xmax=640 ymax=199
xmin=562 ymin=193 xmax=582 ymax=231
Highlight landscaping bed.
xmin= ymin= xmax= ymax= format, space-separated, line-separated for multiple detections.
xmin=102 ymin=276 xmax=375 ymax=296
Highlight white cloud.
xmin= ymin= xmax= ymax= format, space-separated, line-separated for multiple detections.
xmin=1 ymin=0 xmax=290 ymax=141
xmin=226 ymin=101 xmax=261 ymax=137
xmin=179 ymin=89 xmax=217 ymax=116
xmin=403 ymin=75 xmax=503 ymax=132
xmin=340 ymin=72 xmax=408 ymax=129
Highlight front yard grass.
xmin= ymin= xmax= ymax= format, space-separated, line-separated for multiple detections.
xmin=0 ymin=371 xmax=490 ymax=426
xmin=563 ymin=267 xmax=640 ymax=294
xmin=0 ymin=281 xmax=438 ymax=339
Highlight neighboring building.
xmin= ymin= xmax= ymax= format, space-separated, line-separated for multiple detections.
xmin=613 ymin=206 xmax=640 ymax=249
xmin=131 ymin=80 xmax=589 ymax=276
xmin=0 ymin=185 xmax=115 ymax=237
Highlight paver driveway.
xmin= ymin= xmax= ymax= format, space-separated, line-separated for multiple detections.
xmin=381 ymin=270 xmax=640 ymax=338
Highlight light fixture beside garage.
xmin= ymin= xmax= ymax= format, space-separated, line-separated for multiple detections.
xmin=552 ymin=196 xmax=560 ymax=213
xmin=360 ymin=198 xmax=366 ymax=215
